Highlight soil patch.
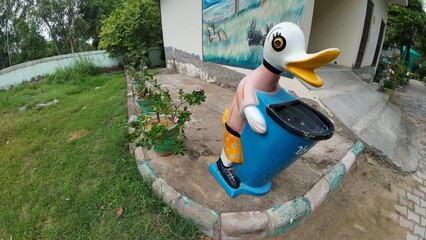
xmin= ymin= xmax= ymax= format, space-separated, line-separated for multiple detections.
xmin=67 ymin=129 xmax=89 ymax=141
xmin=277 ymin=152 xmax=411 ymax=240
xmin=144 ymin=117 xmax=175 ymax=131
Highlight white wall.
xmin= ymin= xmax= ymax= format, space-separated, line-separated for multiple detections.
xmin=160 ymin=0 xmax=203 ymax=58
xmin=0 ymin=51 xmax=121 ymax=90
xmin=362 ymin=0 xmax=388 ymax=67
xmin=300 ymin=0 xmax=315 ymax=47
xmin=160 ymin=0 xmax=315 ymax=65
xmin=308 ymin=0 xmax=389 ymax=69
xmin=308 ymin=0 xmax=366 ymax=67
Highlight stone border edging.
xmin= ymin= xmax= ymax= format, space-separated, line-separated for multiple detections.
xmin=126 ymin=74 xmax=364 ymax=239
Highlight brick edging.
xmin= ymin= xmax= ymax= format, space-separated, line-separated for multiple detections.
xmin=126 ymin=74 xmax=364 ymax=239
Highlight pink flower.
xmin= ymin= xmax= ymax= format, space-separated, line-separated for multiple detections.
xmin=143 ymin=66 xmax=148 ymax=70
xmin=128 ymin=116 xmax=137 ymax=123
xmin=195 ymin=88 xmax=201 ymax=92
xmin=173 ymin=117 xmax=179 ymax=124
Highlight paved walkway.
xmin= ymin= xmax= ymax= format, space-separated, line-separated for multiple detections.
xmin=393 ymin=80 xmax=426 ymax=240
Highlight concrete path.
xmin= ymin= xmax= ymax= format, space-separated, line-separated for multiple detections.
xmin=305 ymin=65 xmax=419 ymax=172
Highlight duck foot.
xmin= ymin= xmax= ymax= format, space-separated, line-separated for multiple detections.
xmin=216 ymin=158 xmax=240 ymax=189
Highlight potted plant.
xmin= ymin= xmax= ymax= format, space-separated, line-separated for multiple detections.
xmin=129 ymin=71 xmax=206 ymax=156
xmin=125 ymin=63 xmax=140 ymax=92
xmin=132 ymin=66 xmax=157 ymax=115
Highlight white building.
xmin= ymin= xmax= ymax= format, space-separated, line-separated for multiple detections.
xmin=160 ymin=0 xmax=407 ymax=85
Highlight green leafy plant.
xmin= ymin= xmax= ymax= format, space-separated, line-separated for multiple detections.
xmin=129 ymin=67 xmax=206 ymax=155
xmin=137 ymin=66 xmax=158 ymax=98
xmin=98 ymin=0 xmax=163 ymax=66
xmin=126 ymin=64 xmax=158 ymax=97
xmin=375 ymin=54 xmax=409 ymax=90
xmin=46 ymin=57 xmax=100 ymax=85
xmin=410 ymin=72 xmax=420 ymax=80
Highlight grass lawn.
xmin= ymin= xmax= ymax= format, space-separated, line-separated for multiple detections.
xmin=0 ymin=72 xmax=200 ymax=239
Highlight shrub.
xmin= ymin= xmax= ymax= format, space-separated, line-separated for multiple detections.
xmin=98 ymin=0 xmax=163 ymax=66
xmin=376 ymin=55 xmax=408 ymax=90
xmin=46 ymin=58 xmax=100 ymax=84
xmin=410 ymin=72 xmax=420 ymax=80
xmin=374 ymin=58 xmax=387 ymax=83
xmin=129 ymin=67 xmax=206 ymax=155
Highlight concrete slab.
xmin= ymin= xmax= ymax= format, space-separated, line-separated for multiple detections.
xmin=320 ymin=87 xmax=383 ymax=129
xmin=141 ymin=69 xmax=354 ymax=213
xmin=359 ymin=102 xmax=401 ymax=158
xmin=314 ymin=68 xmax=363 ymax=91
xmin=301 ymin=67 xmax=419 ymax=172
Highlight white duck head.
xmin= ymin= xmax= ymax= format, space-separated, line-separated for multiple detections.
xmin=263 ymin=22 xmax=340 ymax=87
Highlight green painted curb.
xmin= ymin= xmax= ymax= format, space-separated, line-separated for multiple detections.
xmin=324 ymin=163 xmax=346 ymax=193
xmin=351 ymin=141 xmax=364 ymax=158
xmin=269 ymin=197 xmax=312 ymax=236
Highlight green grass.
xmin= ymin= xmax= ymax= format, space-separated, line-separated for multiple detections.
xmin=45 ymin=57 xmax=100 ymax=85
xmin=0 ymin=72 xmax=200 ymax=239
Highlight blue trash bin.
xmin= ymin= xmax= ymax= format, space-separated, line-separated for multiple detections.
xmin=209 ymin=88 xmax=334 ymax=198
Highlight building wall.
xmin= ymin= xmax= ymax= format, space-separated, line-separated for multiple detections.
xmin=160 ymin=0 xmax=203 ymax=58
xmin=160 ymin=0 xmax=315 ymax=89
xmin=160 ymin=0 xmax=314 ymax=58
xmin=308 ymin=0 xmax=389 ymax=70
xmin=308 ymin=0 xmax=366 ymax=67
xmin=300 ymin=0 xmax=315 ymax=47
xmin=362 ymin=0 xmax=388 ymax=68
xmin=0 ymin=50 xmax=121 ymax=90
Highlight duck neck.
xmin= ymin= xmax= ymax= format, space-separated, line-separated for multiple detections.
xmin=253 ymin=64 xmax=281 ymax=93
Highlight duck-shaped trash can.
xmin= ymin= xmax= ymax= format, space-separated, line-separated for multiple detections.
xmin=208 ymin=22 xmax=340 ymax=198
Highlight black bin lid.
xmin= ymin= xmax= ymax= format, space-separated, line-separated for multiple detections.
xmin=266 ymin=100 xmax=334 ymax=141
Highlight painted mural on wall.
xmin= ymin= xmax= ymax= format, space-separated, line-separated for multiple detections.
xmin=202 ymin=0 xmax=306 ymax=71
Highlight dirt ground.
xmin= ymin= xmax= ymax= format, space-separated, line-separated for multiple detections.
xmin=278 ymin=151 xmax=413 ymax=240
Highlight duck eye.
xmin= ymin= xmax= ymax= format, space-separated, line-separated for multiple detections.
xmin=272 ymin=36 xmax=286 ymax=52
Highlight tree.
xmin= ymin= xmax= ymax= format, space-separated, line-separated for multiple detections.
xmin=0 ymin=0 xmax=14 ymax=67
xmin=99 ymin=0 xmax=163 ymax=65
xmin=80 ymin=0 xmax=122 ymax=49
xmin=35 ymin=0 xmax=92 ymax=54
xmin=0 ymin=0 xmax=37 ymax=67
xmin=0 ymin=0 xmax=124 ymax=70
xmin=15 ymin=18 xmax=49 ymax=63
xmin=384 ymin=0 xmax=426 ymax=66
